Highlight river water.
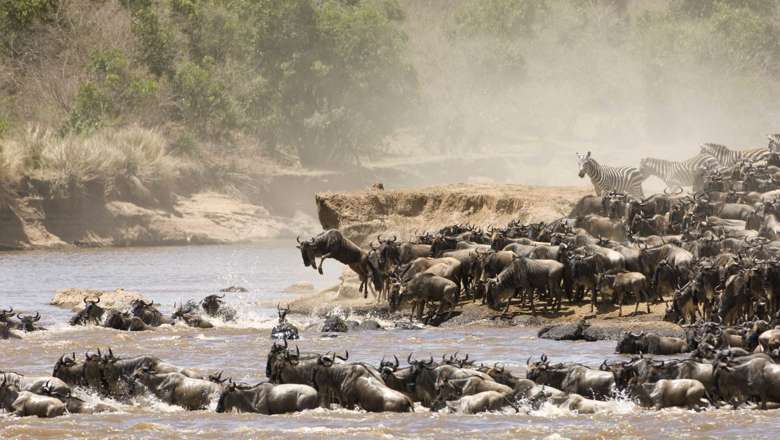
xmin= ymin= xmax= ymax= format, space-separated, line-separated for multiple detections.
xmin=1 ymin=242 xmax=777 ymax=439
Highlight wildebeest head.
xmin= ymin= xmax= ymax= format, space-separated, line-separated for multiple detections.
xmin=431 ymin=235 xmax=457 ymax=256
xmin=616 ymin=332 xmax=643 ymax=354
xmin=72 ymin=297 xmax=105 ymax=326
xmin=0 ymin=307 xmax=14 ymax=324
xmin=375 ymin=234 xmax=400 ymax=267
xmin=576 ymin=151 xmax=593 ymax=178
xmin=296 ymin=236 xmax=318 ymax=269
xmin=16 ymin=312 xmax=42 ymax=332
xmin=379 ymin=355 xmax=400 ymax=375
xmin=277 ymin=304 xmax=290 ymax=323
xmin=525 ymin=354 xmax=550 ymax=383
xmin=201 ymin=294 xmax=225 ymax=317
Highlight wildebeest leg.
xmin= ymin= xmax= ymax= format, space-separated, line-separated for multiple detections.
xmin=317 ymin=253 xmax=332 ymax=274
xmin=529 ymin=289 xmax=536 ymax=316
xmin=591 ymin=287 xmax=597 ymax=313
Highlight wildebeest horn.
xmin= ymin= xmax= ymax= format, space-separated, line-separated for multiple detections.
xmin=393 ymin=355 xmax=399 ymax=369
xmin=296 ymin=235 xmax=302 ymax=244
xmin=336 ymin=351 xmax=349 ymax=361
xmin=526 ymin=356 xmax=531 ymax=366
xmin=408 ymin=353 xmax=414 ymax=364
xmin=33 ymin=312 xmax=40 ymax=322
xmin=541 ymin=353 xmax=548 ymax=363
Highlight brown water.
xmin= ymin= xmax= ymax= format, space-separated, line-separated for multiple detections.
xmin=1 ymin=243 xmax=778 ymax=439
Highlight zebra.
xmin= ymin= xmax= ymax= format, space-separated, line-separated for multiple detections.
xmin=576 ymin=151 xmax=645 ymax=199
xmin=700 ymin=143 xmax=769 ymax=168
xmin=639 ymin=153 xmax=720 ymax=189
xmin=769 ymin=134 xmax=780 ymax=153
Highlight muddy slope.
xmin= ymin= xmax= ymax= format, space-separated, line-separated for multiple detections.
xmin=316 ymin=183 xmax=591 ymax=245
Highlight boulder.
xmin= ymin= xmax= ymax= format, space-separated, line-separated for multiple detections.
xmin=538 ymin=319 xmax=590 ymax=341
xmin=50 ymin=288 xmax=148 ymax=311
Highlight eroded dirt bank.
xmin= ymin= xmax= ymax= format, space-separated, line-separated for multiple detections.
xmin=316 ymin=183 xmax=591 ymax=245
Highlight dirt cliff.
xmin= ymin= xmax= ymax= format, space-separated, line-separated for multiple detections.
xmin=315 ymin=183 xmax=592 ymax=245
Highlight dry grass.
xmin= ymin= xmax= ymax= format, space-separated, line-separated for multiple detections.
xmin=1 ymin=125 xmax=199 ymax=197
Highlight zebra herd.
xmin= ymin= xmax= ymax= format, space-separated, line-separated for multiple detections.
xmin=576 ymin=135 xmax=780 ymax=198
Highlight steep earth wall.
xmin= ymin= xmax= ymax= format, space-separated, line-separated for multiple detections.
xmin=315 ymin=183 xmax=591 ymax=245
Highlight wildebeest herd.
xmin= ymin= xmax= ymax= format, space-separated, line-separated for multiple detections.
xmin=5 ymin=138 xmax=780 ymax=419
xmin=4 ymin=337 xmax=780 ymax=419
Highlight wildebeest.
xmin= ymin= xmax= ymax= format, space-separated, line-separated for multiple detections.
xmin=53 ymin=353 xmax=85 ymax=387
xmin=132 ymin=366 xmax=222 ymax=410
xmin=0 ymin=376 xmax=66 ymax=418
xmin=389 ymin=272 xmax=459 ymax=322
xmin=130 ymin=300 xmax=172 ymax=326
xmin=15 ymin=312 xmax=45 ymax=332
xmin=171 ymin=301 xmax=214 ymax=328
xmin=596 ymin=271 xmax=651 ymax=316
xmin=103 ymin=310 xmax=148 ymax=331
xmin=69 ymin=297 xmax=105 ymax=326
xmin=216 ymin=381 xmax=318 ymax=414
xmin=616 ymin=332 xmax=689 ymax=355
xmin=631 ymin=378 xmax=707 ymax=410
xmin=560 ymin=364 xmax=615 ymax=400
xmin=201 ymin=294 xmax=236 ymax=321
xmin=271 ymin=304 xmax=299 ymax=340
xmin=297 ymin=229 xmax=382 ymax=297
xmin=313 ymin=355 xmax=413 ymax=412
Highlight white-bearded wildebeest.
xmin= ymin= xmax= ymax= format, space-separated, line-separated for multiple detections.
xmin=69 ymin=297 xmax=105 ymax=326
xmin=389 ymin=272 xmax=459 ymax=322
xmin=216 ymin=381 xmax=318 ymax=414
xmin=297 ymin=229 xmax=382 ymax=297
xmin=0 ymin=376 xmax=66 ymax=418
xmin=486 ymin=256 xmax=564 ymax=315
xmin=616 ymin=332 xmax=689 ymax=355
xmin=312 ymin=354 xmax=413 ymax=412
xmin=630 ymin=378 xmax=707 ymax=410
xmin=131 ymin=366 xmax=222 ymax=410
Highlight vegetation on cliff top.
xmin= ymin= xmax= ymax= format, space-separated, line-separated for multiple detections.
xmin=1 ymin=0 xmax=779 ymax=199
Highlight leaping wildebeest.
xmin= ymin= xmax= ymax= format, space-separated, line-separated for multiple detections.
xmin=297 ymin=229 xmax=382 ymax=297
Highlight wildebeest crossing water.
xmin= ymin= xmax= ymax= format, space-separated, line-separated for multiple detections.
xmin=1 ymin=243 xmax=780 ymax=439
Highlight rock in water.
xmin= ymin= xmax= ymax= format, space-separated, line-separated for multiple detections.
xmin=538 ymin=319 xmax=590 ymax=341
xmin=220 ymin=286 xmax=249 ymax=293
xmin=271 ymin=322 xmax=299 ymax=340
xmin=50 ymin=288 xmax=148 ymax=311
xmin=321 ymin=315 xmax=349 ymax=333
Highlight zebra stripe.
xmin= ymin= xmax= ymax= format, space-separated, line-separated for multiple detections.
xmin=577 ymin=153 xmax=645 ymax=198
xmin=639 ymin=153 xmax=720 ymax=188
xmin=700 ymin=143 xmax=769 ymax=167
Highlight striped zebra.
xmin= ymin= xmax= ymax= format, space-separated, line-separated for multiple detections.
xmin=639 ymin=153 xmax=720 ymax=189
xmin=700 ymin=143 xmax=769 ymax=168
xmin=576 ymin=151 xmax=645 ymax=199
xmin=769 ymin=134 xmax=780 ymax=152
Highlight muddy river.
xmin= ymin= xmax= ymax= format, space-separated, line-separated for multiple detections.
xmin=1 ymin=242 xmax=777 ymax=439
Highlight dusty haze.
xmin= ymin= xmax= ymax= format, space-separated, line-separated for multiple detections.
xmin=387 ymin=0 xmax=779 ymax=189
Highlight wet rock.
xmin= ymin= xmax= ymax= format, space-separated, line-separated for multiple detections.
xmin=356 ymin=319 xmax=383 ymax=331
xmin=538 ymin=319 xmax=590 ymax=341
xmin=50 ymin=288 xmax=148 ymax=311
xmin=283 ymin=282 xmax=315 ymax=294
xmin=321 ymin=315 xmax=349 ymax=333
xmin=220 ymin=286 xmax=248 ymax=293
xmin=513 ymin=315 xmax=548 ymax=327
xmin=394 ymin=321 xmax=424 ymax=330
